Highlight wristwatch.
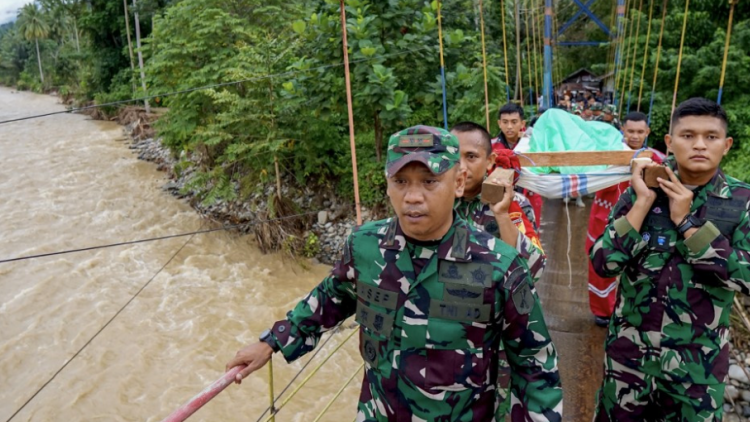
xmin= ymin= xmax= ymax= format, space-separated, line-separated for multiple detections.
xmin=259 ymin=328 xmax=280 ymax=353
xmin=677 ymin=214 xmax=703 ymax=236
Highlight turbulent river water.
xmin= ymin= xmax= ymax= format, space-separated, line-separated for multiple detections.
xmin=0 ymin=87 xmax=362 ymax=422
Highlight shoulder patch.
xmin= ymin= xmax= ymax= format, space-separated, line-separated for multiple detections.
xmin=511 ymin=281 xmax=533 ymax=315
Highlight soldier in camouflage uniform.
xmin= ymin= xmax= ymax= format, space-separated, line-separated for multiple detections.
xmin=227 ymin=125 xmax=563 ymax=422
xmin=451 ymin=121 xmax=546 ymax=283
xmin=450 ymin=121 xmax=548 ymax=417
xmin=590 ymin=98 xmax=750 ymax=421
xmin=594 ymin=105 xmax=621 ymax=130
xmin=591 ymin=103 xmax=603 ymax=119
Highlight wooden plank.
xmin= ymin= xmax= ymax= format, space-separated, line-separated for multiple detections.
xmin=516 ymin=150 xmax=653 ymax=167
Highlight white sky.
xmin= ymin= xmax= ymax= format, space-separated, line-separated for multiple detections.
xmin=0 ymin=0 xmax=34 ymax=25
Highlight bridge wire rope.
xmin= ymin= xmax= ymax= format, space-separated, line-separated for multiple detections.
xmin=624 ymin=0 xmax=644 ymax=114
xmin=479 ymin=0 xmax=492 ymax=129
xmin=524 ymin=1 xmax=535 ymax=106
xmin=252 ymin=324 xmax=352 ymax=422
xmin=647 ymin=0 xmax=668 ymax=126
xmin=669 ymin=0 xmax=690 ymax=133
xmin=0 ymin=47 xmax=432 ymax=126
xmin=636 ymin=0 xmax=655 ymax=110
xmin=607 ymin=0 xmax=619 ymax=78
xmin=617 ymin=0 xmax=636 ymax=114
xmin=717 ymin=0 xmax=737 ymax=105
xmin=258 ymin=327 xmax=359 ymax=422
xmin=612 ymin=0 xmax=627 ymax=106
xmin=501 ymin=0 xmax=512 ymax=101
xmin=437 ymin=0 xmax=449 ymax=128
xmin=0 ymin=211 xmax=319 ymax=264
xmin=4 ymin=222 xmax=203 ymax=422
xmin=533 ymin=2 xmax=544 ymax=106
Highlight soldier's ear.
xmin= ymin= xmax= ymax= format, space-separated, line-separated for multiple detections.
xmin=454 ymin=166 xmax=466 ymax=198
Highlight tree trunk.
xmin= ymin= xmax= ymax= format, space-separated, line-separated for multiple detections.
xmin=35 ymin=38 xmax=44 ymax=84
xmin=73 ymin=19 xmax=80 ymax=53
xmin=132 ymin=0 xmax=150 ymax=113
xmin=123 ymin=0 xmax=136 ymax=95
xmin=374 ymin=111 xmax=383 ymax=162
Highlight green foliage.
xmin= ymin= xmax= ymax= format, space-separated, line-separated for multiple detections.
xmin=302 ymin=232 xmax=321 ymax=258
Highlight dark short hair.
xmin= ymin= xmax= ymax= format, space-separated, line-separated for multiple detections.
xmin=497 ymin=103 xmax=525 ymax=120
xmin=671 ymin=97 xmax=728 ymax=132
xmin=623 ymin=111 xmax=648 ymax=125
xmin=450 ymin=121 xmax=492 ymax=155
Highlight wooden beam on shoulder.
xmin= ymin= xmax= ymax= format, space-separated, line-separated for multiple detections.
xmin=517 ymin=150 xmax=653 ymax=167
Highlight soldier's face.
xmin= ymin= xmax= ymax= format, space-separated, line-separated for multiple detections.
xmin=603 ymin=113 xmax=613 ymax=122
xmin=623 ymin=120 xmax=650 ymax=150
xmin=387 ymin=163 xmax=466 ymax=241
xmin=665 ymin=115 xmax=732 ymax=180
xmin=453 ymin=129 xmax=494 ymax=198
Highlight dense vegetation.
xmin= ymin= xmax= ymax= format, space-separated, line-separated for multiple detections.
xmin=2 ymin=0 xmax=749 ymax=206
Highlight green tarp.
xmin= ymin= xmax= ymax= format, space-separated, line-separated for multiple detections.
xmin=528 ymin=109 xmax=625 ymax=174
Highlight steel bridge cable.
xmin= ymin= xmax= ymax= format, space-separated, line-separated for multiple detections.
xmin=252 ymin=325 xmax=345 ymax=422
xmin=479 ymin=0 xmax=491 ymax=130
xmin=0 ymin=47 xmax=432 ymax=126
xmin=4 ymin=223 xmax=203 ymax=422
xmin=637 ymin=0 xmax=655 ymax=110
xmin=524 ymin=0 xmax=535 ymax=106
xmin=625 ymin=0 xmax=644 ymax=114
xmin=437 ymin=0 xmax=449 ymax=129
xmin=0 ymin=211 xmax=319 ymax=264
xmin=717 ymin=0 xmax=737 ymax=105
xmin=669 ymin=0 xmax=690 ymax=133
xmin=501 ymin=0 xmax=512 ymax=102
xmin=647 ymin=0 xmax=668 ymax=127
xmin=618 ymin=0 xmax=636 ymax=116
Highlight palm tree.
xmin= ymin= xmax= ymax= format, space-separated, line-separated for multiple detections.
xmin=17 ymin=3 xmax=50 ymax=85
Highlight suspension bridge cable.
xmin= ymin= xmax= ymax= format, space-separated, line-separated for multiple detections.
xmin=5 ymin=223 xmax=202 ymax=422
xmin=647 ymin=0 xmax=668 ymax=125
xmin=613 ymin=0 xmax=630 ymax=107
xmin=524 ymin=1 xmax=535 ymax=106
xmin=637 ymin=0 xmax=655 ymax=110
xmin=0 ymin=211 xmax=318 ymax=265
xmin=528 ymin=0 xmax=540 ymax=108
xmin=437 ymin=0 xmax=449 ymax=129
xmin=669 ymin=0 xmax=691 ymax=131
xmin=618 ymin=0 xmax=636 ymax=115
xmin=624 ymin=0 xmax=644 ymax=114
xmin=253 ymin=325 xmax=345 ymax=422
xmin=501 ymin=0 xmax=512 ymax=101
xmin=717 ymin=0 xmax=737 ymax=105
xmin=479 ymin=0 xmax=491 ymax=129
xmin=0 ymin=47 xmax=431 ymax=127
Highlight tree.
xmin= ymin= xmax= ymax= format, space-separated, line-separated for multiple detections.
xmin=17 ymin=3 xmax=50 ymax=85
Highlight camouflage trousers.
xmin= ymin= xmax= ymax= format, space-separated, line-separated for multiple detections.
xmin=594 ymin=357 xmax=725 ymax=422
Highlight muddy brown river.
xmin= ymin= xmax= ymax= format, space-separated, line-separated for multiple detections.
xmin=0 ymin=87 xmax=362 ymax=422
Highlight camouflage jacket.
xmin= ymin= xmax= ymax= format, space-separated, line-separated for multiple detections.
xmin=454 ymin=193 xmax=546 ymax=283
xmin=590 ymin=165 xmax=750 ymax=384
xmin=593 ymin=115 xmax=621 ymax=130
xmin=271 ymin=216 xmax=563 ymax=421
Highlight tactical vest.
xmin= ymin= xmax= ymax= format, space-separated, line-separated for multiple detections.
xmin=643 ymin=190 xmax=749 ymax=253
xmin=351 ymin=218 xmax=505 ymax=392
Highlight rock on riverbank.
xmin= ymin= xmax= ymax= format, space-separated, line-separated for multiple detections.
xmin=127 ymin=133 xmax=360 ymax=265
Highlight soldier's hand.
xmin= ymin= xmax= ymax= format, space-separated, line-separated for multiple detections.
xmin=489 ymin=180 xmax=514 ymax=215
xmin=226 ymin=342 xmax=273 ymax=385
xmin=630 ymin=159 xmax=657 ymax=205
xmin=657 ymin=166 xmax=694 ymax=225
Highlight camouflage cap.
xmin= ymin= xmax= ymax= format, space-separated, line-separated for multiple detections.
xmin=591 ymin=102 xmax=603 ymax=111
xmin=385 ymin=125 xmax=459 ymax=177
xmin=604 ymin=104 xmax=615 ymax=115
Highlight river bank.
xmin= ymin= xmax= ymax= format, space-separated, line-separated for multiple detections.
xmin=117 ymin=107 xmax=363 ymax=265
